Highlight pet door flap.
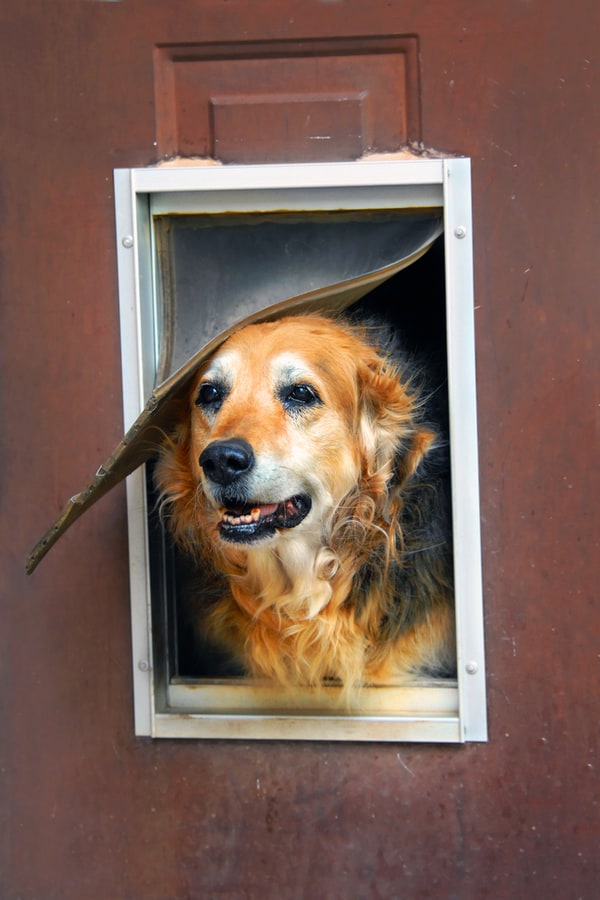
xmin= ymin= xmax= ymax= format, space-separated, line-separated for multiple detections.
xmin=26 ymin=211 xmax=442 ymax=574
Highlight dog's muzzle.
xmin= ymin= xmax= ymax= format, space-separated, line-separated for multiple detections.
xmin=199 ymin=439 xmax=312 ymax=543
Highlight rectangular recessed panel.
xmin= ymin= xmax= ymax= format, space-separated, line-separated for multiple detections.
xmin=154 ymin=37 xmax=420 ymax=162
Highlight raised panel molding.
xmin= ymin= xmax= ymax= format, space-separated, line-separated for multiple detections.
xmin=154 ymin=37 xmax=421 ymax=162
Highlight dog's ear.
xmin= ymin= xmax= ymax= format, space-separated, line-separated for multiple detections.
xmin=357 ymin=353 xmax=435 ymax=486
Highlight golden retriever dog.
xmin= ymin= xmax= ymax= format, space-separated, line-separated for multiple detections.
xmin=155 ymin=314 xmax=455 ymax=695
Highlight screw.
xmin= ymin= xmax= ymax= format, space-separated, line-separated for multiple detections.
xmin=466 ymin=661 xmax=479 ymax=675
xmin=454 ymin=226 xmax=467 ymax=239
xmin=122 ymin=235 xmax=134 ymax=248
xmin=138 ymin=659 xmax=151 ymax=672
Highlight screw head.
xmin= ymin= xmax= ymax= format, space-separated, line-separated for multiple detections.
xmin=122 ymin=235 xmax=134 ymax=248
xmin=138 ymin=659 xmax=151 ymax=672
xmin=454 ymin=226 xmax=467 ymax=239
xmin=465 ymin=661 xmax=479 ymax=675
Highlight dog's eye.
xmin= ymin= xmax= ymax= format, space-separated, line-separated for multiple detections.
xmin=282 ymin=383 xmax=321 ymax=410
xmin=196 ymin=382 xmax=223 ymax=409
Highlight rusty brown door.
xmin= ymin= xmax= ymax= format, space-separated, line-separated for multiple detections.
xmin=2 ymin=2 xmax=597 ymax=897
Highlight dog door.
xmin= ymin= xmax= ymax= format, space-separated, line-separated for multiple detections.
xmin=114 ymin=159 xmax=487 ymax=742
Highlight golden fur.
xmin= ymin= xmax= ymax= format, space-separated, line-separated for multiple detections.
xmin=155 ymin=314 xmax=455 ymax=695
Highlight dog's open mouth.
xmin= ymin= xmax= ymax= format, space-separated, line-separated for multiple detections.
xmin=218 ymin=494 xmax=312 ymax=543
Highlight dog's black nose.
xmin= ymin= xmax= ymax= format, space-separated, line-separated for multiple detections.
xmin=199 ymin=439 xmax=255 ymax=485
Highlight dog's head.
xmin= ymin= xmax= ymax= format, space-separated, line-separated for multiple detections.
xmin=156 ymin=315 xmax=435 ymax=558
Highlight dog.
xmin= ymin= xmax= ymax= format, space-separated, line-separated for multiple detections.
xmin=155 ymin=314 xmax=455 ymax=696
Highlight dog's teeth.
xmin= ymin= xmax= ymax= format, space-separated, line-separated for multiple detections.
xmin=222 ymin=507 xmax=263 ymax=526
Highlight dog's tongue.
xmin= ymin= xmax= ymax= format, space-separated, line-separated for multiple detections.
xmin=256 ymin=502 xmax=278 ymax=517
xmin=228 ymin=502 xmax=278 ymax=517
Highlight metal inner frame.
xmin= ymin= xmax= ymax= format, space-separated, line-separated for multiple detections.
xmin=113 ymin=159 xmax=487 ymax=742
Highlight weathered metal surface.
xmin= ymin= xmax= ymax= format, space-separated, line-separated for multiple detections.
xmin=1 ymin=1 xmax=597 ymax=897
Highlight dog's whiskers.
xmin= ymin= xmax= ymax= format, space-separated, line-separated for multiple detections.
xmin=403 ymin=541 xmax=447 ymax=557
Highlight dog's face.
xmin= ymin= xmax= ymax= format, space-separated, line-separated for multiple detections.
xmin=182 ymin=316 xmax=426 ymax=551
xmin=189 ymin=318 xmax=363 ymax=546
